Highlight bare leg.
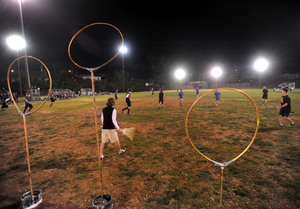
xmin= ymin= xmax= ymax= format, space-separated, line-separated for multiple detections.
xmin=100 ymin=142 xmax=105 ymax=157
xmin=115 ymin=140 xmax=122 ymax=152
xmin=284 ymin=116 xmax=294 ymax=124
xmin=278 ymin=115 xmax=283 ymax=126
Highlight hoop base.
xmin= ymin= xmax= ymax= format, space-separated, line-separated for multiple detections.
xmin=92 ymin=194 xmax=113 ymax=209
xmin=21 ymin=189 xmax=42 ymax=209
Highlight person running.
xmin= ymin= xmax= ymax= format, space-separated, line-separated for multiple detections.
xmin=100 ymin=98 xmax=126 ymax=159
xmin=277 ymin=88 xmax=295 ymax=128
xmin=114 ymin=89 xmax=118 ymax=101
xmin=151 ymin=88 xmax=154 ymax=98
xmin=196 ymin=87 xmax=200 ymax=98
xmin=215 ymin=90 xmax=221 ymax=106
xmin=23 ymin=93 xmax=33 ymax=113
xmin=178 ymin=89 xmax=184 ymax=106
xmin=122 ymin=88 xmax=132 ymax=115
xmin=158 ymin=89 xmax=165 ymax=109
xmin=262 ymin=86 xmax=268 ymax=106
xmin=49 ymin=93 xmax=56 ymax=107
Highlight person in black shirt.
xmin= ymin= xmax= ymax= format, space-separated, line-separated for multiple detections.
xmin=277 ymin=88 xmax=295 ymax=128
xmin=122 ymin=88 xmax=132 ymax=115
xmin=158 ymin=89 xmax=165 ymax=109
xmin=23 ymin=93 xmax=33 ymax=113
xmin=49 ymin=93 xmax=56 ymax=107
xmin=262 ymin=86 xmax=268 ymax=106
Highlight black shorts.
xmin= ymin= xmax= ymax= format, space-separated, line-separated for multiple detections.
xmin=279 ymin=108 xmax=290 ymax=117
xmin=126 ymin=98 xmax=131 ymax=107
xmin=159 ymin=99 xmax=164 ymax=104
xmin=215 ymin=97 xmax=220 ymax=101
xmin=115 ymin=96 xmax=118 ymax=100
xmin=262 ymin=95 xmax=268 ymax=99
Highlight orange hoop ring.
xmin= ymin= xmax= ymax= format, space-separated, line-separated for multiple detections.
xmin=7 ymin=56 xmax=52 ymax=116
xmin=68 ymin=22 xmax=124 ymax=71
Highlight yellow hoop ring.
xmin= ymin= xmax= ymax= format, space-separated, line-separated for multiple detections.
xmin=7 ymin=56 xmax=52 ymax=116
xmin=68 ymin=22 xmax=124 ymax=71
xmin=185 ymin=88 xmax=259 ymax=168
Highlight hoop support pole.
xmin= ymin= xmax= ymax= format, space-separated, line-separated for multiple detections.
xmin=220 ymin=168 xmax=224 ymax=207
xmin=23 ymin=116 xmax=34 ymax=196
xmin=90 ymin=71 xmax=104 ymax=200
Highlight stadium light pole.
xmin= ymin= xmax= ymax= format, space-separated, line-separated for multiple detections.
xmin=254 ymin=58 xmax=269 ymax=88
xmin=175 ymin=69 xmax=186 ymax=89
xmin=6 ymin=35 xmax=26 ymax=96
xmin=119 ymin=46 xmax=128 ymax=92
xmin=15 ymin=0 xmax=31 ymax=94
xmin=210 ymin=66 xmax=223 ymax=88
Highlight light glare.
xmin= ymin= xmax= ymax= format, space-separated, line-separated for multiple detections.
xmin=254 ymin=58 xmax=269 ymax=72
xmin=175 ymin=69 xmax=186 ymax=80
xmin=6 ymin=35 xmax=26 ymax=51
xmin=211 ymin=67 xmax=223 ymax=78
xmin=119 ymin=46 xmax=128 ymax=54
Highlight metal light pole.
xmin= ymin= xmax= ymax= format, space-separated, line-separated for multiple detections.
xmin=119 ymin=46 xmax=128 ymax=92
xmin=18 ymin=0 xmax=31 ymax=93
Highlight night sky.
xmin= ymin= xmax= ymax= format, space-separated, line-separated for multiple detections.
xmin=1 ymin=0 xmax=300 ymax=80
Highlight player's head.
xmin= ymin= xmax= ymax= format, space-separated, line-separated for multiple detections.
xmin=106 ymin=97 xmax=115 ymax=107
xmin=128 ymin=88 xmax=132 ymax=92
xmin=116 ymin=89 xmax=118 ymax=92
xmin=281 ymin=88 xmax=288 ymax=94
xmin=263 ymin=86 xmax=266 ymax=89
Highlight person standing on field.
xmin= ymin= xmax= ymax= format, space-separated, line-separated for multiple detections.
xmin=178 ymin=89 xmax=184 ymax=106
xmin=277 ymin=88 xmax=295 ymax=128
xmin=122 ymin=88 xmax=132 ymax=115
xmin=158 ymin=89 xmax=165 ymax=109
xmin=100 ymin=98 xmax=126 ymax=159
xmin=262 ymin=86 xmax=268 ymax=106
xmin=23 ymin=93 xmax=33 ymax=113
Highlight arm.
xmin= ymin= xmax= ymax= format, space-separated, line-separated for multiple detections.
xmin=101 ymin=112 xmax=104 ymax=124
xmin=112 ymin=109 xmax=120 ymax=129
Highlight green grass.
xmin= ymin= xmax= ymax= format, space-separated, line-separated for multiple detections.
xmin=0 ymin=89 xmax=299 ymax=208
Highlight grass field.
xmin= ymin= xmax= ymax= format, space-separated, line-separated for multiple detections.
xmin=0 ymin=89 xmax=299 ymax=209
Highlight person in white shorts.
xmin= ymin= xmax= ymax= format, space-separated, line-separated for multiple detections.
xmin=100 ymin=98 xmax=126 ymax=159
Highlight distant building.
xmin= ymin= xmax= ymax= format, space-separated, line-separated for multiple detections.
xmin=80 ymin=76 xmax=101 ymax=81
xmin=188 ymin=81 xmax=208 ymax=89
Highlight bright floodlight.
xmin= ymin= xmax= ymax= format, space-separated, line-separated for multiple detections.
xmin=175 ymin=69 xmax=186 ymax=80
xmin=119 ymin=46 xmax=128 ymax=54
xmin=6 ymin=35 xmax=26 ymax=51
xmin=211 ymin=67 xmax=223 ymax=78
xmin=254 ymin=58 xmax=269 ymax=72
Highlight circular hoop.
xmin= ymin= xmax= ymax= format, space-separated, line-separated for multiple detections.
xmin=7 ymin=56 xmax=52 ymax=116
xmin=185 ymin=88 xmax=259 ymax=167
xmin=68 ymin=22 xmax=124 ymax=71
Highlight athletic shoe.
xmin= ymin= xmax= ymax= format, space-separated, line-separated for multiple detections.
xmin=277 ymin=125 xmax=283 ymax=127
xmin=290 ymin=123 xmax=295 ymax=128
xmin=119 ymin=149 xmax=126 ymax=155
xmin=100 ymin=155 xmax=105 ymax=160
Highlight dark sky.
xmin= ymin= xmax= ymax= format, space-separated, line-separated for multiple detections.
xmin=1 ymin=0 xmax=300 ymax=78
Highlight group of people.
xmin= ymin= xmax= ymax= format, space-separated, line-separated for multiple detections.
xmin=52 ymin=90 xmax=77 ymax=100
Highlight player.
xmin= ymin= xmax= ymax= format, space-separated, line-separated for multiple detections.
xmin=151 ymin=88 xmax=154 ymax=98
xmin=215 ymin=90 xmax=221 ymax=106
xmin=178 ymin=89 xmax=184 ymax=106
xmin=262 ymin=86 xmax=268 ymax=106
xmin=158 ymin=89 xmax=165 ymax=109
xmin=49 ymin=93 xmax=56 ymax=107
xmin=23 ymin=93 xmax=33 ymax=113
xmin=277 ymin=88 xmax=295 ymax=128
xmin=196 ymin=87 xmax=199 ymax=98
xmin=115 ymin=89 xmax=118 ymax=102
xmin=100 ymin=98 xmax=126 ymax=159
xmin=122 ymin=88 xmax=132 ymax=115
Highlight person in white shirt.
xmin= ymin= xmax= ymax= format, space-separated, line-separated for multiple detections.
xmin=100 ymin=98 xmax=126 ymax=159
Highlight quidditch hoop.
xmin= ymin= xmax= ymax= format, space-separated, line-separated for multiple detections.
xmin=68 ymin=22 xmax=124 ymax=71
xmin=185 ymin=88 xmax=259 ymax=168
xmin=7 ymin=56 xmax=52 ymax=116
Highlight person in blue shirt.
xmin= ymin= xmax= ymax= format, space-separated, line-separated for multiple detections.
xmin=196 ymin=87 xmax=199 ymax=98
xmin=151 ymin=88 xmax=154 ymax=98
xmin=114 ymin=89 xmax=118 ymax=101
xmin=23 ymin=93 xmax=33 ymax=113
xmin=214 ymin=90 xmax=221 ymax=106
xmin=179 ymin=89 xmax=184 ymax=106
